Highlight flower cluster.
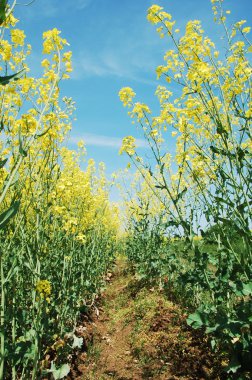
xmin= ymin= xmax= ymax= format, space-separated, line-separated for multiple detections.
xmin=119 ymin=136 xmax=136 ymax=156
xmin=0 ymin=8 xmax=120 ymax=378
xmin=36 ymin=280 xmax=51 ymax=298
xmin=120 ymin=2 xmax=252 ymax=374
xmin=118 ymin=87 xmax=136 ymax=106
xmin=43 ymin=28 xmax=68 ymax=54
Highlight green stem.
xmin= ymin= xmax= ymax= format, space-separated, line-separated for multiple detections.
xmin=11 ymin=294 xmax=16 ymax=380
xmin=0 ymin=256 xmax=5 ymax=380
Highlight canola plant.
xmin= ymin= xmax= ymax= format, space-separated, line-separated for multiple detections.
xmin=0 ymin=3 xmax=119 ymax=378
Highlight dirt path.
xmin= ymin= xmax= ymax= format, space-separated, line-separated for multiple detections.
xmin=72 ymin=257 xmax=144 ymax=379
xmin=69 ymin=257 xmax=224 ymax=380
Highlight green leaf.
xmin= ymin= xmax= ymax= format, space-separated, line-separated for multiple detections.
xmin=235 ymin=281 xmax=252 ymax=296
xmin=19 ymin=133 xmax=27 ymax=157
xmin=241 ymin=282 xmax=252 ymax=296
xmin=206 ymin=324 xmax=220 ymax=334
xmin=187 ymin=311 xmax=205 ymax=329
xmin=0 ymin=201 xmax=20 ymax=229
xmin=13 ymin=341 xmax=37 ymax=365
xmin=0 ymin=158 xmax=7 ymax=168
xmin=216 ymin=121 xmax=228 ymax=137
xmin=19 ymin=144 xmax=27 ymax=157
xmin=236 ymin=146 xmax=246 ymax=163
xmin=214 ymin=196 xmax=234 ymax=207
xmin=51 ymin=363 xmax=70 ymax=379
xmin=210 ymin=145 xmax=225 ymax=156
xmin=25 ymin=329 xmax=36 ymax=341
xmin=0 ymin=119 xmax=4 ymax=131
xmin=174 ymin=187 xmax=187 ymax=204
xmin=210 ymin=339 xmax=216 ymax=350
xmin=0 ymin=69 xmax=25 ymax=86
xmin=0 ymin=0 xmax=7 ymax=25
xmin=72 ymin=334 xmax=83 ymax=349
xmin=226 ymin=356 xmax=241 ymax=374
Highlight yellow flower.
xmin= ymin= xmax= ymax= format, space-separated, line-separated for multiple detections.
xmin=242 ymin=27 xmax=251 ymax=34
xmin=2 ymin=13 xmax=18 ymax=27
xmin=119 ymin=136 xmax=136 ymax=156
xmin=36 ymin=280 xmax=51 ymax=298
xmin=65 ymin=61 xmax=72 ymax=72
xmin=119 ymin=87 xmax=136 ymax=107
xmin=147 ymin=5 xmax=163 ymax=24
xmin=77 ymin=140 xmax=85 ymax=148
xmin=76 ymin=234 xmax=86 ymax=243
xmin=11 ymin=29 xmax=26 ymax=46
xmin=131 ymin=102 xmax=151 ymax=120
xmin=64 ymin=255 xmax=72 ymax=261
xmin=41 ymin=59 xmax=50 ymax=68
xmin=43 ymin=28 xmax=67 ymax=54
xmin=0 ymin=40 xmax=12 ymax=61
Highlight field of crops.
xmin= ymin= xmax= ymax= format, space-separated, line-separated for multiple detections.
xmin=0 ymin=0 xmax=251 ymax=379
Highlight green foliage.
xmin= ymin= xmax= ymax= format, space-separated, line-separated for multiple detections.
xmin=0 ymin=69 xmax=25 ymax=86
xmin=122 ymin=1 xmax=252 ymax=375
xmin=1 ymin=224 xmax=117 ymax=379
xmin=44 ymin=362 xmax=70 ymax=379
xmin=126 ymin=209 xmax=252 ymax=378
xmin=0 ymin=0 xmax=8 ymax=25
xmin=0 ymin=201 xmax=20 ymax=229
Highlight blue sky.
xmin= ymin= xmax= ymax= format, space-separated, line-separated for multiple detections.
xmin=14 ymin=0 xmax=252 ymax=184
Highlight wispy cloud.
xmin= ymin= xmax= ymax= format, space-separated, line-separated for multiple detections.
xmin=72 ymin=15 xmax=165 ymax=85
xmin=72 ymin=48 xmax=159 ymax=86
xmin=20 ymin=0 xmax=92 ymax=18
xmin=36 ymin=2 xmax=58 ymax=18
xmin=75 ymin=0 xmax=92 ymax=10
xmin=70 ymin=133 xmax=149 ymax=149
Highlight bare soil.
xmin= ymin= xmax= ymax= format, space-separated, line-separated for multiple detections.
xmin=67 ymin=257 xmax=225 ymax=380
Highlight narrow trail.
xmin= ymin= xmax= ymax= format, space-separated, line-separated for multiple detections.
xmin=69 ymin=257 xmax=224 ymax=380
xmin=71 ymin=257 xmax=144 ymax=379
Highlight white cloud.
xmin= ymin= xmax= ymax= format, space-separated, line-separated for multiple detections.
xmin=71 ymin=9 xmax=165 ymax=84
xmin=76 ymin=0 xmax=91 ymax=10
xmin=36 ymin=2 xmax=58 ymax=17
xmin=21 ymin=0 xmax=92 ymax=18
xmin=73 ymin=52 xmax=112 ymax=78
xmin=70 ymin=133 xmax=149 ymax=149
xmin=72 ymin=49 xmax=158 ymax=86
